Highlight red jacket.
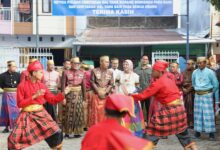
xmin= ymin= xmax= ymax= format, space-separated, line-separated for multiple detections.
xmin=132 ymin=73 xmax=180 ymax=104
xmin=17 ymin=79 xmax=64 ymax=108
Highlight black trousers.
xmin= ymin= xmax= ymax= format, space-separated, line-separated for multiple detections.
xmin=141 ymin=98 xmax=151 ymax=122
xmin=44 ymin=90 xmax=58 ymax=122
xmin=144 ymin=129 xmax=193 ymax=147
xmin=45 ymin=130 xmax=63 ymax=148
xmin=44 ymin=102 xmax=57 ymax=121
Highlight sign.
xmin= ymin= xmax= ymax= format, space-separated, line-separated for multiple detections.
xmin=52 ymin=0 xmax=173 ymax=16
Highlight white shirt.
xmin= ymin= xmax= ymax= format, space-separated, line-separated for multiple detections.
xmin=43 ymin=70 xmax=60 ymax=91
xmin=109 ymin=68 xmax=122 ymax=84
xmin=117 ymin=72 xmax=139 ymax=94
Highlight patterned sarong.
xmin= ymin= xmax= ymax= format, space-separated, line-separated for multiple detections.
xmin=62 ymin=90 xmax=85 ymax=135
xmin=88 ymin=91 xmax=106 ymax=127
xmin=147 ymin=104 xmax=187 ymax=137
xmin=0 ymin=91 xmax=19 ymax=129
xmin=8 ymin=109 xmax=60 ymax=150
xmin=194 ymin=93 xmax=216 ymax=133
xmin=123 ymin=101 xmax=145 ymax=137
xmin=84 ymin=90 xmax=91 ymax=128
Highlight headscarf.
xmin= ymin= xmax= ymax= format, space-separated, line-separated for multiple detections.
xmin=124 ymin=59 xmax=133 ymax=73
xmin=27 ymin=61 xmax=43 ymax=72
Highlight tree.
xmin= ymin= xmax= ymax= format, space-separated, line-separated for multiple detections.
xmin=207 ymin=0 xmax=220 ymax=11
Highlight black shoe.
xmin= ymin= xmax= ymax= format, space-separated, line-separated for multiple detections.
xmin=2 ymin=128 xmax=9 ymax=133
xmin=209 ymin=133 xmax=216 ymax=141
xmin=194 ymin=132 xmax=201 ymax=139
xmin=74 ymin=134 xmax=82 ymax=138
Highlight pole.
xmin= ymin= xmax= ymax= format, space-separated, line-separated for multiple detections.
xmin=36 ymin=0 xmax=39 ymax=59
xmin=186 ymin=0 xmax=189 ymax=60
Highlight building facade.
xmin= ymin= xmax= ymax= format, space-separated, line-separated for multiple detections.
xmin=0 ymin=0 xmax=78 ymax=72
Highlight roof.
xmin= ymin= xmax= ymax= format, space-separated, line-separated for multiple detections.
xmin=0 ymin=35 xmax=75 ymax=48
xmin=74 ymin=28 xmax=215 ymax=46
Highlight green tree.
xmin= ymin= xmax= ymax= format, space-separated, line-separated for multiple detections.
xmin=207 ymin=0 xmax=220 ymax=11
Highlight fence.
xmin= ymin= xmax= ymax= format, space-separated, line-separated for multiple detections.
xmin=0 ymin=47 xmax=53 ymax=73
xmin=0 ymin=7 xmax=11 ymax=20
xmin=152 ymin=51 xmax=179 ymax=65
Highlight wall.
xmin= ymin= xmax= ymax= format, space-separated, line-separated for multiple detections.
xmin=32 ymin=0 xmax=75 ymax=35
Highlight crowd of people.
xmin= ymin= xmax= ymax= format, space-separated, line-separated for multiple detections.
xmin=0 ymin=55 xmax=219 ymax=150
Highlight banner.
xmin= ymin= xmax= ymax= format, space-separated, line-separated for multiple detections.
xmin=52 ymin=0 xmax=173 ymax=16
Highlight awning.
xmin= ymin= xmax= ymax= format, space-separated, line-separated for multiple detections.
xmin=73 ymin=28 xmax=216 ymax=46
xmin=0 ymin=35 xmax=75 ymax=48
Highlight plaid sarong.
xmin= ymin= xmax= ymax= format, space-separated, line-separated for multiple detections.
xmin=147 ymin=104 xmax=187 ymax=137
xmin=0 ymin=91 xmax=19 ymax=129
xmin=8 ymin=109 xmax=60 ymax=150
xmin=194 ymin=93 xmax=216 ymax=133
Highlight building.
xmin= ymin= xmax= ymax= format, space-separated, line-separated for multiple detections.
xmin=72 ymin=0 xmax=214 ymax=67
xmin=0 ymin=0 xmax=78 ymax=72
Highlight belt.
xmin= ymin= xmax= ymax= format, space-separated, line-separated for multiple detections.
xmin=22 ymin=104 xmax=43 ymax=112
xmin=69 ymin=86 xmax=81 ymax=92
xmin=195 ymin=89 xmax=212 ymax=95
xmin=165 ymin=99 xmax=183 ymax=106
xmin=3 ymin=88 xmax=17 ymax=92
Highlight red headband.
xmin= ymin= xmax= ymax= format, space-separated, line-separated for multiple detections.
xmin=27 ymin=61 xmax=43 ymax=72
xmin=152 ymin=60 xmax=169 ymax=72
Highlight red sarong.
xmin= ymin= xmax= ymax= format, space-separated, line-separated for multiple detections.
xmin=8 ymin=109 xmax=59 ymax=150
xmin=88 ymin=92 xmax=106 ymax=127
xmin=147 ymin=103 xmax=187 ymax=137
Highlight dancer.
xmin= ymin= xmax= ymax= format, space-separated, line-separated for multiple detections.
xmin=82 ymin=94 xmax=153 ymax=150
xmin=131 ymin=60 xmax=197 ymax=150
xmin=8 ymin=61 xmax=66 ymax=150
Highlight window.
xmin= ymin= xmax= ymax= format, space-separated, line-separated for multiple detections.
xmin=42 ymin=0 xmax=51 ymax=13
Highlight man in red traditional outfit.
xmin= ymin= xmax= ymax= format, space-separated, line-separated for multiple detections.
xmin=8 ymin=61 xmax=67 ymax=150
xmin=88 ymin=56 xmax=114 ymax=127
xmin=81 ymin=94 xmax=153 ymax=150
xmin=131 ymin=60 xmax=198 ymax=150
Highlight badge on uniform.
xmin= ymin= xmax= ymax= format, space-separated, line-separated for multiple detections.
xmin=96 ymin=72 xmax=101 ymax=79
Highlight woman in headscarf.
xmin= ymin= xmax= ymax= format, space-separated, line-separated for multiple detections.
xmin=8 ymin=61 xmax=68 ymax=150
xmin=117 ymin=59 xmax=145 ymax=137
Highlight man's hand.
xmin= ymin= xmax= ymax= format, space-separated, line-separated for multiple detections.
xmin=98 ymin=90 xmax=106 ymax=99
xmin=33 ymin=89 xmax=45 ymax=99
xmin=64 ymin=86 xmax=71 ymax=95
xmin=62 ymin=99 xmax=66 ymax=106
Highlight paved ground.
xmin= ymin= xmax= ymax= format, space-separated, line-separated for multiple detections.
xmin=1 ymin=117 xmax=220 ymax=150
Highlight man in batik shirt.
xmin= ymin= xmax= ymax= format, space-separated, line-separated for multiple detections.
xmin=61 ymin=57 xmax=86 ymax=138
xmin=88 ymin=56 xmax=114 ymax=127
